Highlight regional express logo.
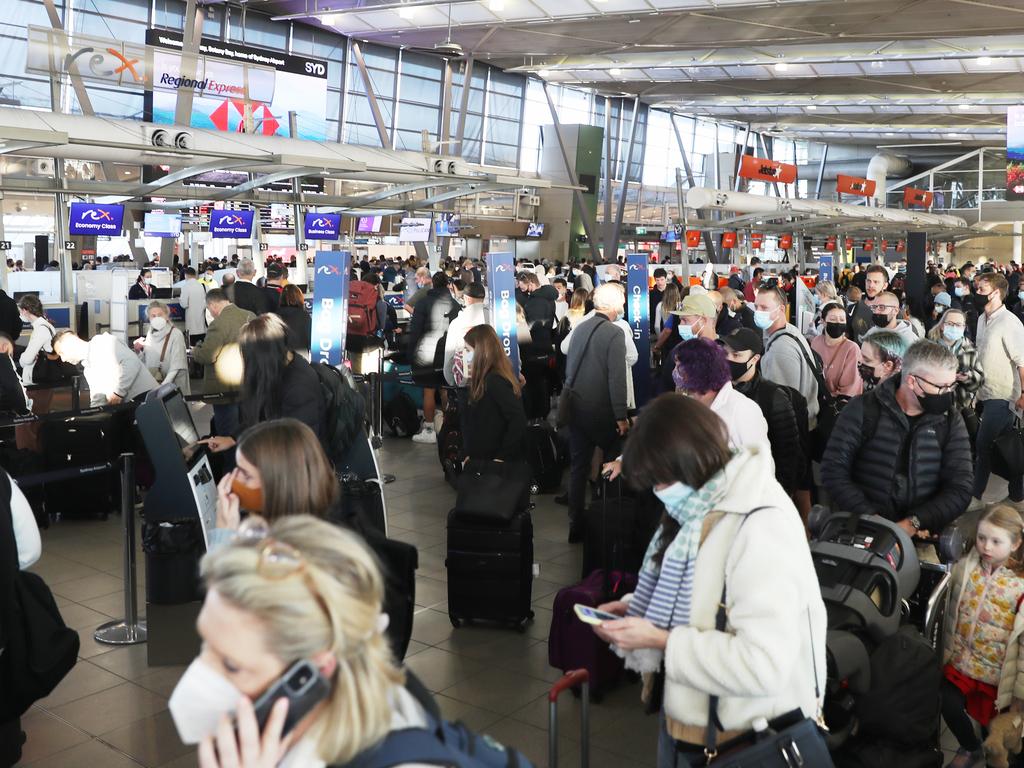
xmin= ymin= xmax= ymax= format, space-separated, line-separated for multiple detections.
xmin=80 ymin=208 xmax=114 ymax=222
xmin=310 ymin=217 xmax=333 ymax=229
xmin=222 ymin=214 xmax=246 ymax=226
xmin=66 ymin=46 xmax=144 ymax=85
xmin=317 ymin=264 xmax=341 ymax=276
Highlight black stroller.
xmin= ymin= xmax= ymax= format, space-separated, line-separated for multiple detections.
xmin=808 ymin=509 xmax=964 ymax=767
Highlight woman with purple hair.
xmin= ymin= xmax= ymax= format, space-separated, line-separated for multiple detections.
xmin=672 ymin=338 xmax=773 ymax=457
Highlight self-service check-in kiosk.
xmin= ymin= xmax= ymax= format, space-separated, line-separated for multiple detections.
xmin=136 ymin=383 xmax=218 ymax=665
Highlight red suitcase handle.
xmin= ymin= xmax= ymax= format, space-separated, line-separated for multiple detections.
xmin=548 ymin=669 xmax=590 ymax=768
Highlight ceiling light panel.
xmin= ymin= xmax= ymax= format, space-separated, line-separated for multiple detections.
xmin=482 ymin=1 xmax=537 ymax=20
xmin=581 ymin=0 xmax=650 ymax=11
xmin=449 ymin=3 xmax=501 ymax=22
xmin=545 ymin=0 xmax=607 ymax=16
xmin=769 ymin=63 xmax=815 ymax=78
xmin=357 ymin=5 xmax=451 ymax=27
xmin=964 ymin=57 xmax=1020 ymax=72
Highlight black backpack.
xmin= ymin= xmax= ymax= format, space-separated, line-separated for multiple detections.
xmin=764 ymin=330 xmax=833 ymax=415
xmin=312 ymin=363 xmax=367 ymax=462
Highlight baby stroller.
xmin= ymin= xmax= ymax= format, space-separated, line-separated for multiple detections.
xmin=808 ymin=509 xmax=964 ymax=767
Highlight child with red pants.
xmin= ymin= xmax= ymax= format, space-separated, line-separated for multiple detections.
xmin=942 ymin=505 xmax=1024 ymax=767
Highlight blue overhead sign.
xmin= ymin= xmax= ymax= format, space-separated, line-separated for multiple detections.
xmin=69 ymin=203 xmax=125 ymax=236
xmin=304 ymin=212 xmax=341 ymax=240
xmin=818 ymin=254 xmax=834 ymax=284
xmin=209 ymin=209 xmax=254 ymax=238
xmin=311 ymin=250 xmax=351 ymax=365
xmin=627 ymin=253 xmax=650 ymax=408
xmin=486 ymin=252 xmax=520 ymax=378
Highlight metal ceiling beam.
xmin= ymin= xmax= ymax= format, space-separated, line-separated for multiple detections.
xmin=272 ymin=0 xmax=482 ymax=21
xmin=409 ymin=183 xmax=506 ymax=209
xmin=610 ymin=97 xmax=640 ymax=262
xmin=351 ymin=42 xmax=393 ymax=149
xmin=669 ymin=114 xmax=716 ymax=261
xmin=454 ymin=57 xmax=474 ymax=156
xmin=104 ymin=159 xmax=271 ymax=202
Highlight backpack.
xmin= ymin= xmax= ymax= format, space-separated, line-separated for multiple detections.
xmin=312 ymin=363 xmax=367 ymax=462
xmin=339 ymin=672 xmax=535 ymax=768
xmin=349 ymin=281 xmax=380 ymax=336
xmin=764 ymin=330 xmax=833 ymax=414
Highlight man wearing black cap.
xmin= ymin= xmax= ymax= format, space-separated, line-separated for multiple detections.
xmin=723 ymin=328 xmax=805 ymax=497
xmin=261 ymin=261 xmax=285 ymax=313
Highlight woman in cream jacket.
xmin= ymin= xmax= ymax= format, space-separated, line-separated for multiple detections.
xmin=595 ymin=394 xmax=827 ymax=766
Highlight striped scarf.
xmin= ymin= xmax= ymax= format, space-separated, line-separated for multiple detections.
xmin=618 ymin=470 xmax=728 ymax=673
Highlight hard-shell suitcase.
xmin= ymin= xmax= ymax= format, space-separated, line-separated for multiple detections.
xmin=382 ymin=391 xmax=421 ymax=437
xmin=446 ymin=508 xmax=534 ymax=629
xmin=547 ymin=569 xmax=637 ymax=699
xmin=581 ymin=481 xmax=661 ymax=578
xmin=437 ymin=389 xmax=462 ymax=488
xmin=525 ymin=421 xmax=562 ymax=494
xmin=41 ymin=412 xmax=123 ymax=519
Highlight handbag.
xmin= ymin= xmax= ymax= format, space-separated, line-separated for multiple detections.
xmin=453 ymin=460 xmax=529 ymax=523
xmin=992 ymin=415 xmax=1024 ymax=480
xmin=557 ymin=317 xmax=606 ymax=429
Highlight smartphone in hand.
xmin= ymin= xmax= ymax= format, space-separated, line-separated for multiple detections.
xmin=574 ymin=603 xmax=622 ymax=625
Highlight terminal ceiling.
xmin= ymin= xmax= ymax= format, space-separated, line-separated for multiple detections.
xmin=252 ymin=0 xmax=1024 ymax=147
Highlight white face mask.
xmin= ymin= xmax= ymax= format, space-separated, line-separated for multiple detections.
xmin=168 ymin=657 xmax=243 ymax=745
xmin=463 ymin=348 xmax=475 ymax=371
xmin=150 ymin=315 xmax=168 ymax=331
xmin=205 ymin=309 xmax=215 ymax=325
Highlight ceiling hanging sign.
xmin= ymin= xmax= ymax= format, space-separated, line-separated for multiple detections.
xmin=778 ymin=234 xmax=793 ymax=250
xmin=825 ymin=236 xmax=837 ymax=252
xmin=738 ymin=155 xmax=798 ymax=184
xmin=1008 ymin=105 xmax=1024 ymax=200
xmin=880 ymin=239 xmax=889 ymax=251
xmin=863 ymin=239 xmax=874 ymax=252
xmin=721 ymin=231 xmax=737 ymax=248
xmin=903 ymin=187 xmax=934 ymax=208
xmin=750 ymin=232 xmax=764 ymax=249
xmin=836 ymin=174 xmax=877 ymax=197
xmin=845 ymin=237 xmax=854 ymax=250
xmin=896 ymin=240 xmax=906 ymax=253
xmin=685 ymin=230 xmax=702 ymax=248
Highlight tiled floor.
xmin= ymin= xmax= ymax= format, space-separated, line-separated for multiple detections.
xmin=18 ymin=416 xmax=1008 ymax=767
xmin=16 ymin=429 xmax=659 ymax=767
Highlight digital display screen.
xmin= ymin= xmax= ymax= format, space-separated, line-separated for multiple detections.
xmin=69 ymin=203 xmax=125 ymax=236
xmin=435 ymin=213 xmax=461 ymax=237
xmin=144 ymin=212 xmax=182 ymax=238
xmin=304 ymin=212 xmax=341 ymax=240
xmin=162 ymin=388 xmax=199 ymax=448
xmin=526 ymin=222 xmax=544 ymax=237
xmin=209 ymin=209 xmax=254 ymax=238
xmin=399 ymin=217 xmax=432 ymax=242
xmin=661 ymin=230 xmax=678 ymax=242
xmin=356 ymin=215 xmax=382 ymax=233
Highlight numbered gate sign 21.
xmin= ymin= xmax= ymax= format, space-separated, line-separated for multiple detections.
xmin=0 ymin=241 xmax=10 ymax=251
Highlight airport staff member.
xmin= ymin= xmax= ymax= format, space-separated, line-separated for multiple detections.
xmin=177 ymin=267 xmax=208 ymax=345
xmin=52 ymin=329 xmax=158 ymax=406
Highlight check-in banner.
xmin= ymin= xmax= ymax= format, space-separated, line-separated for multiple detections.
xmin=486 ymin=252 xmax=520 ymax=377
xmin=312 ymin=250 xmax=351 ymax=365
xmin=627 ymin=254 xmax=650 ymax=408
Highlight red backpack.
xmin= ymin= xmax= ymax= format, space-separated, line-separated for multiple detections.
xmin=348 ymin=280 xmax=380 ymax=336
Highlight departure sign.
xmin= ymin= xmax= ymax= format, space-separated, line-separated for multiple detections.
xmin=738 ymin=155 xmax=798 ymax=184
xmin=836 ymin=174 xmax=876 ymax=197
xmin=904 ymin=188 xmax=934 ymax=208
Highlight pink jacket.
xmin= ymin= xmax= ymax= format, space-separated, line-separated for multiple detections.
xmin=811 ymin=334 xmax=863 ymax=399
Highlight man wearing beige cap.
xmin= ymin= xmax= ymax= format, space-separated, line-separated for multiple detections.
xmin=658 ymin=292 xmax=719 ymax=391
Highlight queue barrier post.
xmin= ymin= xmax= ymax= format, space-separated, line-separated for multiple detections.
xmin=94 ymin=452 xmax=148 ymax=646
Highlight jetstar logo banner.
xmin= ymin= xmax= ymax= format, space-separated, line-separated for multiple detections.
xmin=750 ymin=233 xmax=764 ymax=249
xmin=825 ymin=236 xmax=837 ymax=252
xmin=68 ymin=203 xmax=124 ymax=236
xmin=738 ymin=155 xmax=798 ymax=184
xmin=304 ymin=212 xmax=341 ymax=241
xmin=312 ymin=250 xmax=351 ymax=365
xmin=904 ymin=187 xmax=934 ymax=208
xmin=209 ymin=209 xmax=254 ymax=238
xmin=685 ymin=230 xmax=702 ymax=248
xmin=836 ymin=174 xmax=876 ymax=197
xmin=487 ymin=252 xmax=521 ymax=377
xmin=863 ymin=240 xmax=875 ymax=252
xmin=721 ymin=232 xmax=737 ymax=249
xmin=778 ymin=234 xmax=793 ymax=250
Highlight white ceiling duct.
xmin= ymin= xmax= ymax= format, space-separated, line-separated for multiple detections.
xmin=867 ymin=153 xmax=913 ymax=204
xmin=684 ymin=187 xmax=967 ymax=230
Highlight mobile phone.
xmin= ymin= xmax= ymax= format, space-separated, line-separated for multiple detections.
xmin=574 ymin=603 xmax=622 ymax=625
xmin=245 ymin=659 xmax=331 ymax=739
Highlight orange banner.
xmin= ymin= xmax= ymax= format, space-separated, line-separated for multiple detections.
xmin=750 ymin=232 xmax=764 ymax=249
xmin=836 ymin=174 xmax=877 ymax=197
xmin=721 ymin=231 xmax=737 ymax=248
xmin=863 ymin=240 xmax=874 ymax=252
xmin=896 ymin=240 xmax=905 ymax=253
xmin=904 ymin=187 xmax=934 ymax=208
xmin=880 ymin=239 xmax=889 ymax=251
xmin=738 ymin=155 xmax=798 ymax=184
xmin=845 ymin=237 xmax=854 ymax=250
xmin=685 ymin=230 xmax=701 ymax=248
xmin=825 ymin=236 xmax=837 ymax=251
xmin=778 ymin=233 xmax=793 ymax=250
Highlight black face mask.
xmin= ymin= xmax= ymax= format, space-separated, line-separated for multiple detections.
xmin=871 ymin=312 xmax=891 ymax=328
xmin=858 ymin=362 xmax=879 ymax=388
xmin=914 ymin=379 xmax=953 ymax=415
xmin=972 ymin=292 xmax=992 ymax=312
xmin=825 ymin=322 xmax=847 ymax=339
xmin=728 ymin=359 xmax=752 ymax=382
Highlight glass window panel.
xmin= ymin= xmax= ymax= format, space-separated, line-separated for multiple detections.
xmin=344 ymin=121 xmax=383 ymax=148
xmin=155 ymin=0 xmax=185 ymax=29
xmin=397 ymin=103 xmax=439 ymax=133
xmin=461 ymin=139 xmax=481 ymax=162
xmin=230 ymin=11 xmax=287 ymax=50
xmin=402 ymin=75 xmax=442 ymax=105
xmin=7 ymin=0 xmax=59 ymax=29
xmin=487 ymin=93 xmax=520 ymax=120
xmin=488 ymin=117 xmax=519 ymax=145
xmin=485 ymin=142 xmax=517 ymax=167
xmin=75 ymin=12 xmax=146 ymax=40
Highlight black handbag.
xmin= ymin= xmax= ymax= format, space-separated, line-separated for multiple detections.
xmin=992 ymin=415 xmax=1024 ymax=480
xmin=453 ymin=460 xmax=529 ymax=523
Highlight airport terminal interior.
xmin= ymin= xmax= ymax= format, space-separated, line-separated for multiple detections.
xmin=8 ymin=0 xmax=1024 ymax=767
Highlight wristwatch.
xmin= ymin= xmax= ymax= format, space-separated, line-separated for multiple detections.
xmin=909 ymin=515 xmax=922 ymax=531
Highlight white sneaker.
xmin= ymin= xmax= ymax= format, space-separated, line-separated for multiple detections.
xmin=412 ymin=426 xmax=437 ymax=444
xmin=965 ymin=497 xmax=987 ymax=514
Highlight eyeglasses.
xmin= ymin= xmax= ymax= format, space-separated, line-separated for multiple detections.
xmin=912 ymin=373 xmax=956 ymax=395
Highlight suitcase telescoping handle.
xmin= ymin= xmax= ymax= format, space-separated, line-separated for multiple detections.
xmin=548 ymin=669 xmax=590 ymax=768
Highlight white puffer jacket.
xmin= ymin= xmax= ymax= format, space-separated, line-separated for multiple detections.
xmin=656 ymin=445 xmax=828 ymax=743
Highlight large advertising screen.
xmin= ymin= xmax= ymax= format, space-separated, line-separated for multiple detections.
xmin=1009 ymin=106 xmax=1024 ymax=201
xmin=69 ymin=203 xmax=125 ymax=236
xmin=210 ymin=209 xmax=254 ymax=238
xmin=144 ymin=30 xmax=329 ymax=142
xmin=399 ymin=217 xmax=432 ymax=243
xmin=356 ymin=216 xmax=382 ymax=234
xmin=305 ymin=213 xmax=341 ymax=240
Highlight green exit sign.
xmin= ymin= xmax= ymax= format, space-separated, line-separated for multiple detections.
xmin=636 ymin=227 xmax=647 ymax=235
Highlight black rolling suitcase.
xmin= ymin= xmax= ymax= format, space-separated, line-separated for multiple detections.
xmin=446 ymin=508 xmax=534 ymax=629
xmin=581 ymin=478 xmax=661 ymax=578
xmin=525 ymin=422 xmax=562 ymax=494
xmin=41 ymin=412 xmax=123 ymax=519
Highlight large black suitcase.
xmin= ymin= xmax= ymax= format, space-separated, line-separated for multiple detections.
xmin=581 ymin=479 xmax=661 ymax=579
xmin=41 ymin=412 xmax=124 ymax=519
xmin=525 ymin=422 xmax=561 ymax=494
xmin=446 ymin=509 xmax=534 ymax=629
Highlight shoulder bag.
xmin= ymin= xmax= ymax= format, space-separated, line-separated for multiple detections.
xmin=556 ymin=316 xmax=606 ymax=429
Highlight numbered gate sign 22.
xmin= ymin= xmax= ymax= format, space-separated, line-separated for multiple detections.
xmin=64 ymin=241 xmax=76 ymax=250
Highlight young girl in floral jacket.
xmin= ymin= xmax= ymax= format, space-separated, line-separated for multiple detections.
xmin=942 ymin=504 xmax=1024 ymax=767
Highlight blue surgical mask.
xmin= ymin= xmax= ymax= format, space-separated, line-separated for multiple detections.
xmin=753 ymin=309 xmax=774 ymax=329
xmin=943 ymin=324 xmax=965 ymax=343
xmin=955 ymin=287 xmax=968 ymax=298
xmin=653 ymin=481 xmax=696 ymax=511
xmin=678 ymin=324 xmax=695 ymax=341
xmin=463 ymin=348 xmax=474 ymax=368
xmin=1018 ymin=290 xmax=1024 ymax=303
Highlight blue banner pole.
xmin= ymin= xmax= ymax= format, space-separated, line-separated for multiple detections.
xmin=486 ymin=252 xmax=520 ymax=378
xmin=627 ymin=253 xmax=650 ymax=408
xmin=311 ymin=250 xmax=351 ymax=366
xmin=818 ymin=253 xmax=834 ymax=284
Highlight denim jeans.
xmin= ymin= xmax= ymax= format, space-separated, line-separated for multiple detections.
xmin=972 ymin=398 xmax=1023 ymax=501
xmin=657 ymin=713 xmax=706 ymax=768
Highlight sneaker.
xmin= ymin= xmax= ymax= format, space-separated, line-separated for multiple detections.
xmin=412 ymin=426 xmax=437 ymax=444
xmin=554 ymin=493 xmax=569 ymax=506
xmin=965 ymin=497 xmax=987 ymax=514
xmin=945 ymin=747 xmax=984 ymax=768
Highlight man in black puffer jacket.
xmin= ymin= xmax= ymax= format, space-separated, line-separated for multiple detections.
xmin=516 ymin=271 xmax=558 ymax=418
xmin=723 ymin=328 xmax=804 ymax=496
xmin=822 ymin=339 xmax=973 ymax=536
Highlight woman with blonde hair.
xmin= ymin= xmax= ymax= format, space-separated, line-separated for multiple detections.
xmin=927 ymin=307 xmax=983 ymax=411
xmin=169 ymin=514 xmax=409 ymax=766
